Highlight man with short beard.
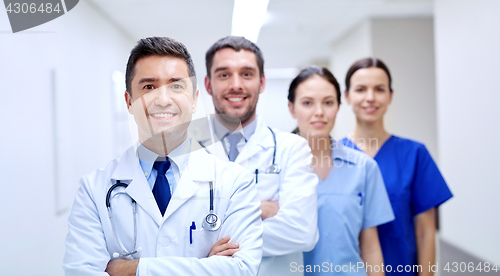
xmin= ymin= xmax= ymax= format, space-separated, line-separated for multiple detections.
xmin=196 ymin=36 xmax=319 ymax=276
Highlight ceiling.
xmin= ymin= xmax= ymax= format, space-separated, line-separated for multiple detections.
xmin=89 ymin=0 xmax=433 ymax=76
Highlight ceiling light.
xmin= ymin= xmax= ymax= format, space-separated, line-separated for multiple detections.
xmin=231 ymin=0 xmax=270 ymax=43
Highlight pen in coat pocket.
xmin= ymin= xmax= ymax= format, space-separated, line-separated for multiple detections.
xmin=190 ymin=221 xmax=196 ymax=244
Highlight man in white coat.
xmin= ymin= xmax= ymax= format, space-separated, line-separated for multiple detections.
xmin=199 ymin=36 xmax=319 ymax=275
xmin=63 ymin=37 xmax=263 ymax=276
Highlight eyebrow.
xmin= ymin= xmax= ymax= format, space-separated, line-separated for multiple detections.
xmin=300 ymin=96 xmax=335 ymax=100
xmin=241 ymin=66 xmax=257 ymax=71
xmin=213 ymin=66 xmax=257 ymax=74
xmin=137 ymin=77 xmax=188 ymax=85
xmin=213 ymin=67 xmax=228 ymax=74
xmin=169 ymin=78 xmax=187 ymax=84
xmin=138 ymin=77 xmax=159 ymax=85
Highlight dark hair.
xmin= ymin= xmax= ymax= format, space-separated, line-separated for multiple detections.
xmin=287 ymin=66 xmax=341 ymax=104
xmin=125 ymin=37 xmax=197 ymax=95
xmin=205 ymin=36 xmax=264 ymax=78
xmin=345 ymin=57 xmax=392 ymax=93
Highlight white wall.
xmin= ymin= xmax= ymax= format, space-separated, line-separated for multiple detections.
xmin=257 ymin=78 xmax=297 ymax=132
xmin=331 ymin=20 xmax=372 ymax=139
xmin=434 ymin=0 xmax=500 ymax=263
xmin=372 ymin=18 xmax=438 ymax=158
xmin=330 ymin=18 xmax=438 ymax=158
xmin=0 ymin=2 xmax=134 ymax=275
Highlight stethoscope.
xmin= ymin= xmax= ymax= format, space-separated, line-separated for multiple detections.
xmin=213 ymin=126 xmax=281 ymax=174
xmin=202 ymin=180 xmax=221 ymax=231
xmin=106 ymin=181 xmax=142 ymax=259
xmin=106 ymin=173 xmax=222 ymax=258
xmin=266 ymin=127 xmax=281 ymax=174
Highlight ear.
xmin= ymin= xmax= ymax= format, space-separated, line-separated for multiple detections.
xmin=192 ymin=89 xmax=200 ymax=113
xmin=288 ymin=101 xmax=296 ymax=119
xmin=259 ymin=74 xmax=266 ymax=94
xmin=389 ymin=90 xmax=393 ymax=104
xmin=125 ymin=91 xmax=134 ymax=115
xmin=204 ymin=76 xmax=212 ymax=96
xmin=344 ymin=91 xmax=351 ymax=105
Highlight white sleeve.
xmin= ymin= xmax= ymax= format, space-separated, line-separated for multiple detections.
xmin=262 ymin=137 xmax=319 ymax=257
xmin=137 ymin=166 xmax=263 ymax=276
xmin=63 ymin=177 xmax=111 ymax=276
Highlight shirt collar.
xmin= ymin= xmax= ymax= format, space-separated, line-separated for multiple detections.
xmin=213 ymin=115 xmax=258 ymax=142
xmin=331 ymin=139 xmax=358 ymax=165
xmin=214 ymin=116 xmax=257 ymax=141
xmin=289 ymin=134 xmax=358 ymax=165
xmin=136 ymin=138 xmax=191 ymax=176
xmin=241 ymin=117 xmax=257 ymax=141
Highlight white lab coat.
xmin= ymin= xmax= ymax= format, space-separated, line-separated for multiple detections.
xmin=192 ymin=116 xmax=319 ymax=276
xmin=63 ymin=139 xmax=263 ymax=276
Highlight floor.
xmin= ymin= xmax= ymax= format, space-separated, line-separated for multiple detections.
xmin=439 ymin=239 xmax=499 ymax=275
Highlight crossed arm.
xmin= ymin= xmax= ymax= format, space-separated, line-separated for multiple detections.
xmin=63 ymin=168 xmax=263 ymax=276
xmin=106 ymin=236 xmax=241 ymax=276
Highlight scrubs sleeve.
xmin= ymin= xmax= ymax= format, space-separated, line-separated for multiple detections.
xmin=411 ymin=144 xmax=453 ymax=216
xmin=63 ymin=176 xmax=110 ymax=276
xmin=362 ymin=158 xmax=395 ymax=229
xmin=261 ymin=137 xmax=319 ymax=256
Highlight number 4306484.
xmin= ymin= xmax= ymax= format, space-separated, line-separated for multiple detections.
xmin=6 ymin=3 xmax=61 ymax=14
xmin=444 ymin=262 xmax=498 ymax=273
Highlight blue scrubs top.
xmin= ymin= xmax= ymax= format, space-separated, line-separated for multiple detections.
xmin=303 ymin=141 xmax=394 ymax=275
xmin=340 ymin=136 xmax=453 ymax=275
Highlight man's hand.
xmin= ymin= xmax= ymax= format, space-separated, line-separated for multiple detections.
xmin=106 ymin=258 xmax=139 ymax=276
xmin=260 ymin=200 xmax=279 ymax=220
xmin=208 ymin=236 xmax=240 ymax=257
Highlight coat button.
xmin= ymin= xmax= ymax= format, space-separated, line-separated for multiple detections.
xmin=161 ymin=239 xmax=171 ymax=247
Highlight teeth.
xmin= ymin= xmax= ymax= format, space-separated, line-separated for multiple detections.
xmin=228 ymin=97 xmax=243 ymax=102
xmin=151 ymin=113 xmax=175 ymax=118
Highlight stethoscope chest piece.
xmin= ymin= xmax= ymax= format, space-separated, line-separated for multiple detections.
xmin=266 ymin=164 xmax=281 ymax=174
xmin=202 ymin=180 xmax=221 ymax=231
xmin=203 ymin=212 xmax=221 ymax=231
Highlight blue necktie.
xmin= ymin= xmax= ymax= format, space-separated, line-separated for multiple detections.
xmin=227 ymin=132 xmax=243 ymax=162
xmin=153 ymin=158 xmax=171 ymax=216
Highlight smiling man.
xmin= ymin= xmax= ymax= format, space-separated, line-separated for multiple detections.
xmin=63 ymin=37 xmax=263 ymax=276
xmin=195 ymin=36 xmax=319 ymax=275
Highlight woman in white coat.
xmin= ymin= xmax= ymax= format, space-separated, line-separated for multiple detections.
xmin=63 ymin=37 xmax=263 ymax=276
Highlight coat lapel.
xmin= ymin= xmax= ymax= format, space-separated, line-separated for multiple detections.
xmin=162 ymin=140 xmax=215 ymax=221
xmin=235 ymin=116 xmax=274 ymax=165
xmin=190 ymin=115 xmax=275 ymax=165
xmin=111 ymin=146 xmax=163 ymax=227
xmin=190 ymin=115 xmax=230 ymax=162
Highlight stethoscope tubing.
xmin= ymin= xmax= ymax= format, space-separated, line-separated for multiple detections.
xmin=106 ymin=181 xmax=139 ymax=258
xmin=106 ymin=174 xmax=222 ymax=258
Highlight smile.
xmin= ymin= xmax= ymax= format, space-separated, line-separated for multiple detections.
xmin=227 ymin=97 xmax=245 ymax=102
xmin=150 ymin=113 xmax=176 ymax=118
xmin=363 ymin=107 xmax=378 ymax=113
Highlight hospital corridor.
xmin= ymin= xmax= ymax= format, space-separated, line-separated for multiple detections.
xmin=0 ymin=0 xmax=499 ymax=275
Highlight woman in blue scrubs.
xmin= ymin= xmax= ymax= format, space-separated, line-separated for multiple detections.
xmin=287 ymin=66 xmax=394 ymax=275
xmin=340 ymin=58 xmax=453 ymax=276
